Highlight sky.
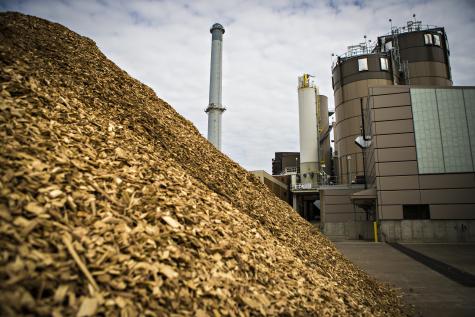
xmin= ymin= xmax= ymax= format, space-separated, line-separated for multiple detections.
xmin=2 ymin=0 xmax=475 ymax=173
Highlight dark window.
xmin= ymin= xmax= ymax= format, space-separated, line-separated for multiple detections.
xmin=403 ymin=205 xmax=430 ymax=219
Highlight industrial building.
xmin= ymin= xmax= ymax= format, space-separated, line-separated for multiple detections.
xmin=319 ymin=19 xmax=475 ymax=242
xmin=272 ymin=75 xmax=333 ymax=222
xmin=250 ymin=170 xmax=289 ymax=203
xmin=272 ymin=152 xmax=300 ymax=175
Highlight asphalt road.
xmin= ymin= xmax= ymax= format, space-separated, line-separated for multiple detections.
xmin=334 ymin=241 xmax=475 ymax=317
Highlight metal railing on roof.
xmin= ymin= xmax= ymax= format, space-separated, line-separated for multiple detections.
xmin=382 ymin=22 xmax=441 ymax=37
xmin=332 ymin=41 xmax=379 ymax=69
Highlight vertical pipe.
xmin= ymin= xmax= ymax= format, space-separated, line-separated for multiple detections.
xmin=373 ymin=221 xmax=379 ymax=242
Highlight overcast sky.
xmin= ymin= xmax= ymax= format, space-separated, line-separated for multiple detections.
xmin=2 ymin=0 xmax=475 ymax=172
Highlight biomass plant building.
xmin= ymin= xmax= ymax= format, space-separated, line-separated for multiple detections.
xmin=320 ymin=20 xmax=475 ymax=242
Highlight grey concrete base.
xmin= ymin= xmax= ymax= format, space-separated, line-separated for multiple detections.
xmin=324 ymin=221 xmax=374 ymax=241
xmin=381 ymin=220 xmax=475 ymax=242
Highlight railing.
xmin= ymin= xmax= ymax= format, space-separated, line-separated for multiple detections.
xmin=283 ymin=166 xmax=298 ymax=175
xmin=290 ymin=175 xmax=339 ymax=191
xmin=383 ymin=22 xmax=441 ymax=37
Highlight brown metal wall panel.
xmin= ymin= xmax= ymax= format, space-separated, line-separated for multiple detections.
xmin=419 ymin=173 xmax=475 ymax=189
xmin=376 ymin=147 xmax=417 ymax=162
xmin=325 ymin=195 xmax=352 ymax=205
xmin=332 ymin=54 xmax=393 ymax=89
xmin=342 ymin=72 xmax=393 ymax=87
xmin=400 ymin=46 xmax=446 ymax=63
xmin=335 ymin=116 xmax=361 ymax=140
xmin=430 ymin=204 xmax=475 ymax=219
xmin=372 ymin=93 xmax=411 ymax=108
xmin=396 ymin=31 xmax=423 ymax=48
xmin=374 ymin=119 xmax=414 ymax=134
xmin=334 ymin=79 xmax=392 ymax=106
xmin=336 ymin=135 xmax=363 ymax=157
xmin=409 ymin=77 xmax=452 ymax=86
xmin=334 ymin=86 xmax=343 ymax=106
xmin=408 ymin=61 xmax=449 ymax=78
xmin=376 ymin=161 xmax=418 ymax=176
xmin=421 ymin=188 xmax=475 ymax=204
xmin=322 ymin=188 xmax=364 ymax=196
xmin=378 ymin=175 xmax=420 ymax=190
xmin=373 ymin=106 xmax=413 ymax=121
xmin=319 ymin=95 xmax=329 ymax=131
xmin=374 ymin=133 xmax=416 ymax=148
xmin=380 ymin=205 xmax=403 ymax=219
xmin=335 ymin=99 xmax=361 ymax=121
xmin=370 ymin=86 xmax=410 ymax=96
xmin=379 ymin=190 xmax=421 ymax=205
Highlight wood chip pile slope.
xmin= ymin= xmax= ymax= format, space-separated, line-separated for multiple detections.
xmin=0 ymin=12 xmax=409 ymax=317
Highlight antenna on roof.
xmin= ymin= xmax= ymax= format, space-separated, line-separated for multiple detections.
xmin=389 ymin=18 xmax=393 ymax=34
xmin=413 ymin=13 xmax=416 ymax=22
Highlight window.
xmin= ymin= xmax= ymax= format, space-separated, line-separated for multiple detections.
xmin=384 ymin=41 xmax=393 ymax=51
xmin=433 ymin=34 xmax=441 ymax=46
xmin=403 ymin=205 xmax=430 ymax=220
xmin=380 ymin=57 xmax=389 ymax=71
xmin=424 ymin=33 xmax=433 ymax=45
xmin=358 ymin=58 xmax=368 ymax=71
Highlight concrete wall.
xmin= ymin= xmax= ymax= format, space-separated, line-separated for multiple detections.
xmin=381 ymin=220 xmax=475 ymax=242
xmin=250 ymin=170 xmax=289 ymax=203
xmin=320 ymin=186 xmax=373 ymax=240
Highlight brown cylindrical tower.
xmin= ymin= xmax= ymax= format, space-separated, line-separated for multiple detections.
xmin=378 ymin=23 xmax=452 ymax=86
xmin=332 ymin=52 xmax=394 ymax=184
xmin=332 ymin=21 xmax=452 ymax=185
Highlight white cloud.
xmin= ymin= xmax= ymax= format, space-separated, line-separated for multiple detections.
xmin=2 ymin=0 xmax=474 ymax=172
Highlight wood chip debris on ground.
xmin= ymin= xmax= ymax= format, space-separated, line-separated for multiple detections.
xmin=0 ymin=12 xmax=413 ymax=316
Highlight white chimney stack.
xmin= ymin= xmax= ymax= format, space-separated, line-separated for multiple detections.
xmin=206 ymin=23 xmax=226 ymax=150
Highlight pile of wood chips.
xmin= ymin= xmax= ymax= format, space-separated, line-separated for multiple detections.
xmin=0 ymin=12 xmax=411 ymax=317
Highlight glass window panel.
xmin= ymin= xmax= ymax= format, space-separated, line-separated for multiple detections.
xmin=433 ymin=34 xmax=441 ymax=46
xmin=380 ymin=58 xmax=389 ymax=71
xmin=436 ymin=89 xmax=473 ymax=172
xmin=463 ymin=89 xmax=475 ymax=170
xmin=411 ymin=89 xmax=444 ymax=173
xmin=384 ymin=41 xmax=393 ymax=51
xmin=358 ymin=58 xmax=368 ymax=71
xmin=424 ymin=33 xmax=433 ymax=45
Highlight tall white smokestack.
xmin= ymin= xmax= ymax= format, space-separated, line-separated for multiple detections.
xmin=298 ymin=74 xmax=319 ymax=186
xmin=206 ymin=23 xmax=226 ymax=150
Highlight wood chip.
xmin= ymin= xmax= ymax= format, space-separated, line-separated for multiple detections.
xmin=161 ymin=215 xmax=181 ymax=228
xmin=0 ymin=12 xmax=412 ymax=317
xmin=25 ymin=202 xmax=45 ymax=215
xmin=76 ymin=297 xmax=99 ymax=317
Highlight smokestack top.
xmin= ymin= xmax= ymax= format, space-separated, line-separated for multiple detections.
xmin=210 ymin=23 xmax=225 ymax=34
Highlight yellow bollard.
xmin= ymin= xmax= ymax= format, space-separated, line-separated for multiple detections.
xmin=373 ymin=221 xmax=378 ymax=243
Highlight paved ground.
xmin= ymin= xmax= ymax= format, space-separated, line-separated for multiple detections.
xmin=334 ymin=241 xmax=475 ymax=317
